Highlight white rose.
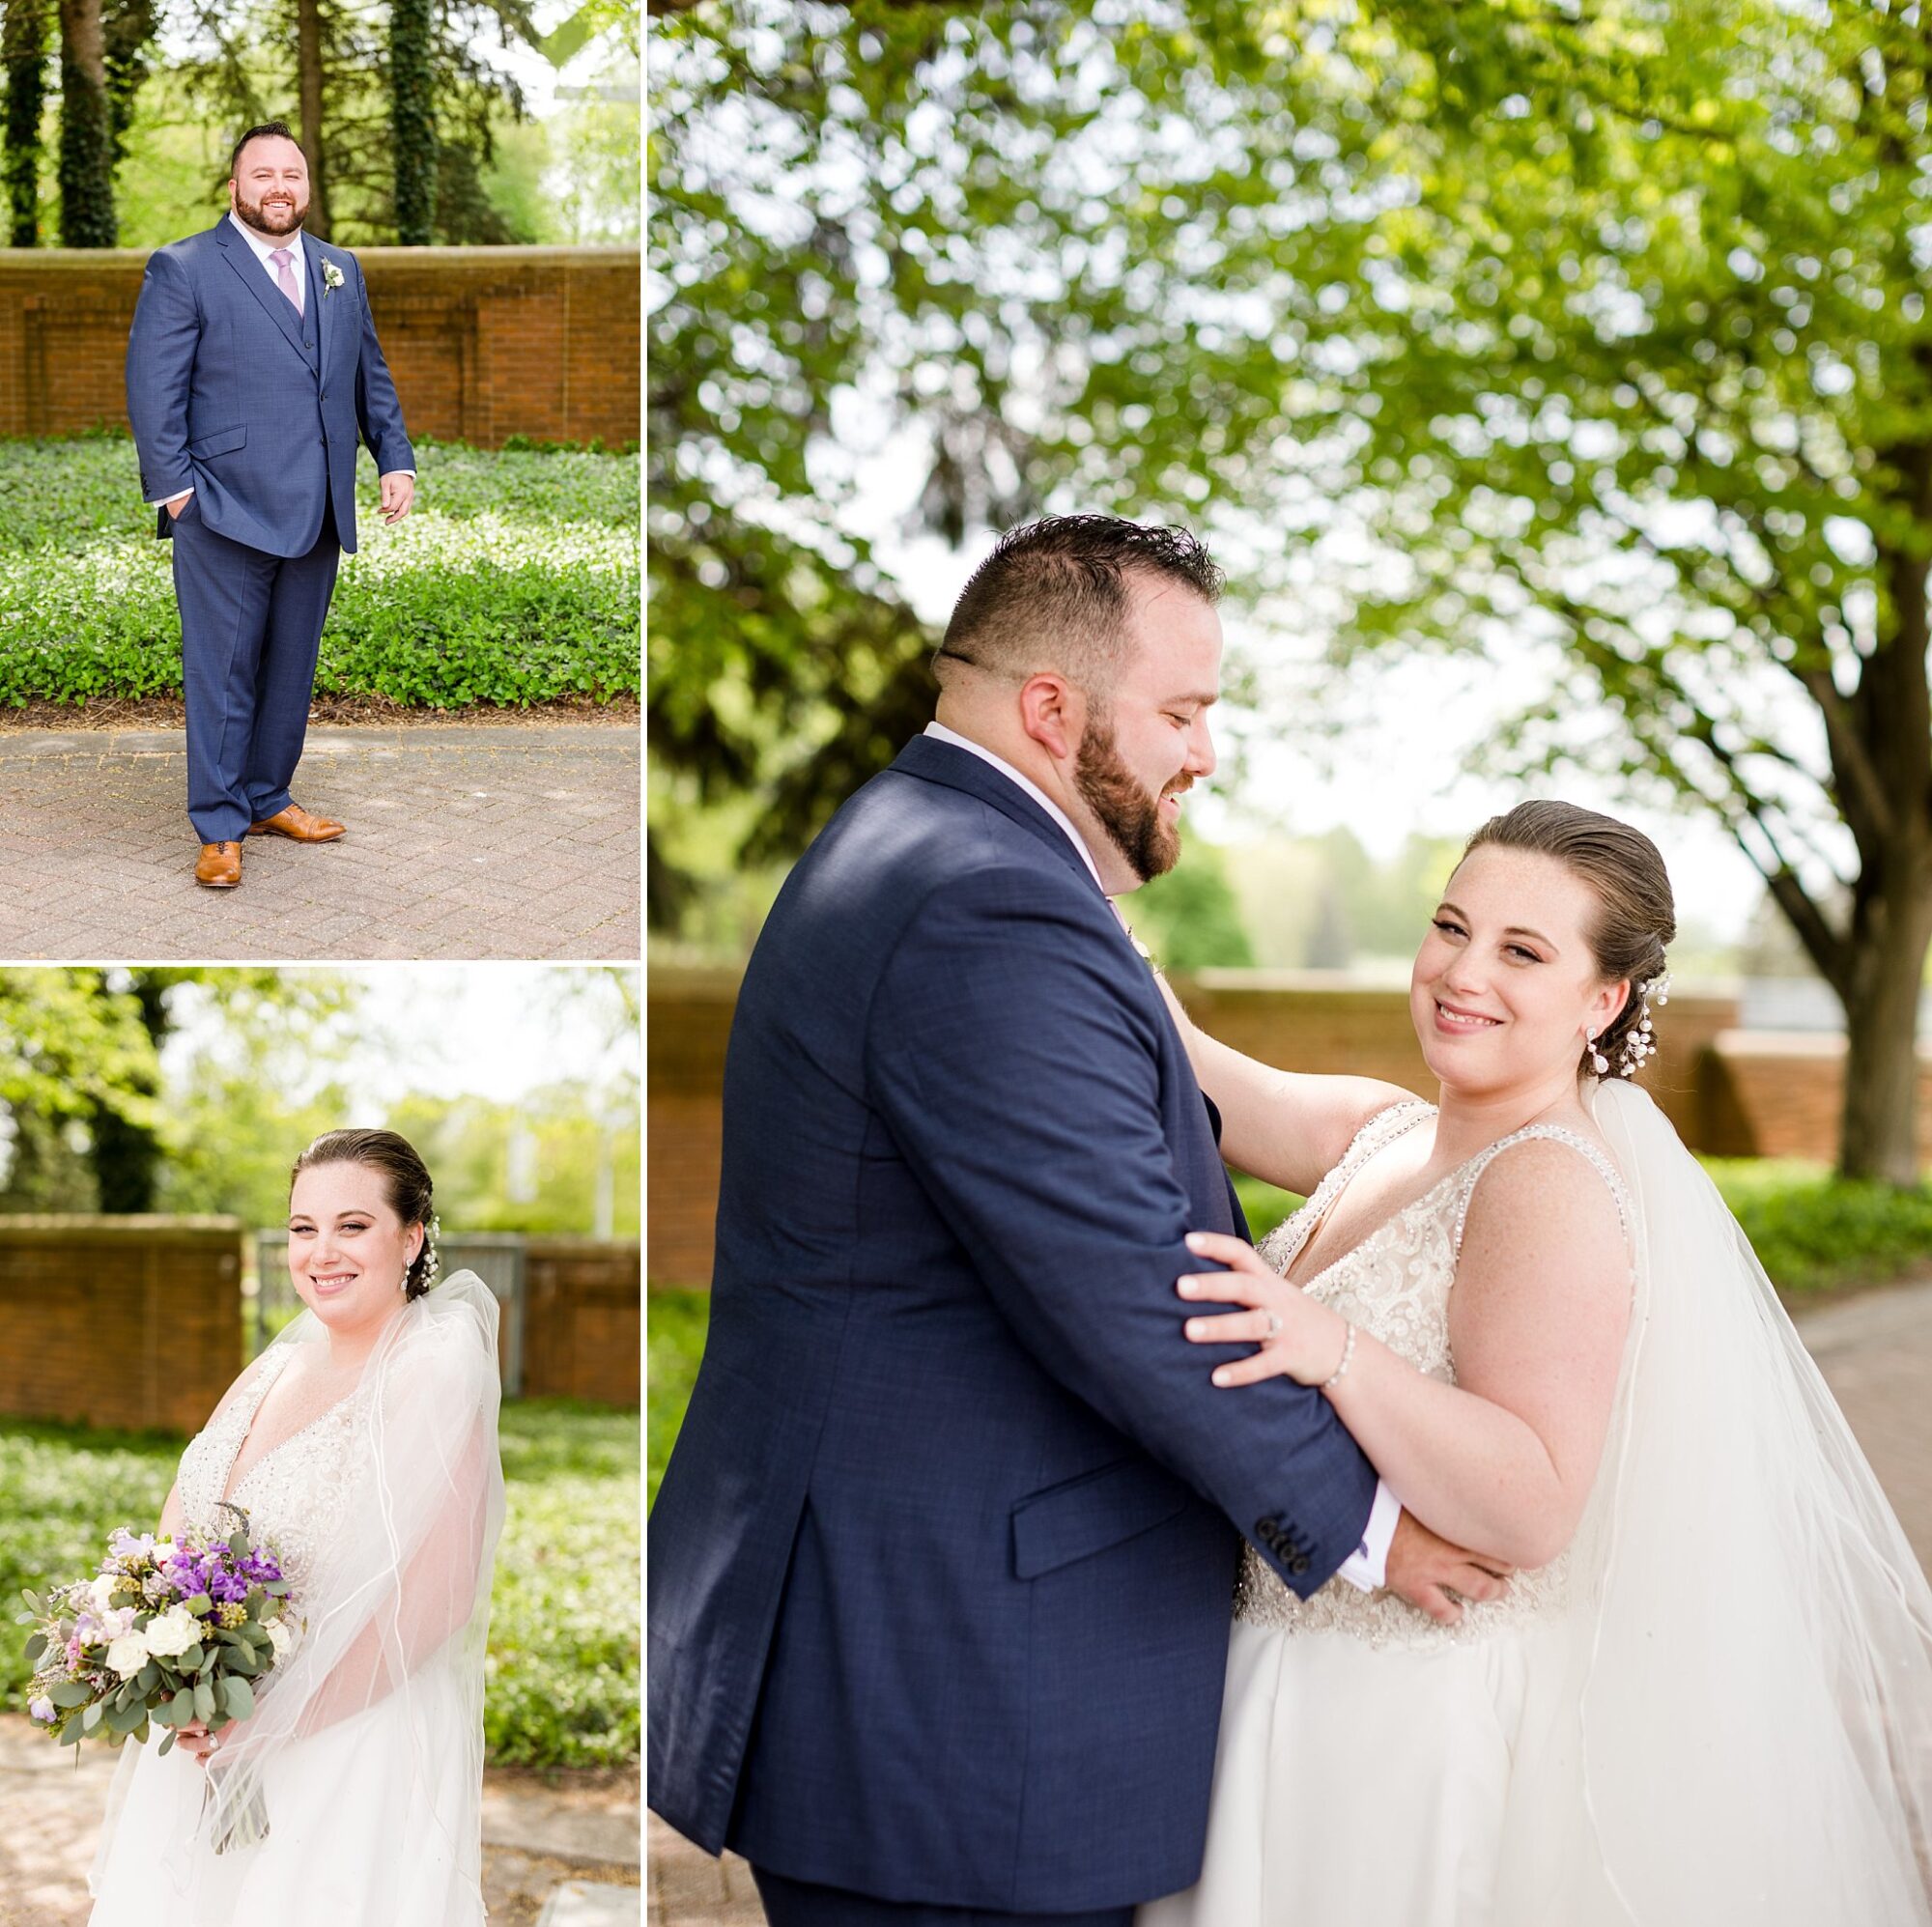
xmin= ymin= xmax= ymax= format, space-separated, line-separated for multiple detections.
xmin=267 ymin=1618 xmax=295 ymax=1662
xmin=88 ymin=1574 xmax=121 ymax=1614
xmin=139 ymin=1606 xmax=199 ymax=1660
xmin=150 ymin=1539 xmax=177 ymax=1566
xmin=104 ymin=1631 xmax=151 ymax=1679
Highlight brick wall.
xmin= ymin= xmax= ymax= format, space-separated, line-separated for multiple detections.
xmin=524 ymin=1237 xmax=640 ymax=1404
xmin=0 ymin=1217 xmax=244 ymax=1431
xmin=0 ymin=244 xmax=639 ymax=448
xmin=647 ymin=969 xmax=1913 ymax=1289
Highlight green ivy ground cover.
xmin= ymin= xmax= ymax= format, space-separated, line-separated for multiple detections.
xmin=0 ymin=1399 xmax=639 ymax=1769
xmin=0 ymin=438 xmax=639 ymax=710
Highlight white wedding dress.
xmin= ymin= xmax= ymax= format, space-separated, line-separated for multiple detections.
xmin=1142 ymin=1088 xmax=1932 ymax=1927
xmin=88 ymin=1274 xmax=504 ymax=1926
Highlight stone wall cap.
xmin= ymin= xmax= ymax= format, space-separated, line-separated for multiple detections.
xmin=0 ymin=1214 xmax=245 ymax=1237
xmin=1710 ymin=1029 xmax=1856 ymax=1057
xmin=0 ymin=243 xmax=638 ymax=270
xmin=526 ymin=1235 xmax=641 ymax=1253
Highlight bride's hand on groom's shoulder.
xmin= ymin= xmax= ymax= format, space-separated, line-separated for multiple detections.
xmin=1178 ymin=1232 xmax=1343 ymax=1388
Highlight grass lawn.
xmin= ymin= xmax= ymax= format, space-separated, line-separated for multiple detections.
xmin=0 ymin=436 xmax=639 ymax=711
xmin=1 ymin=1399 xmax=638 ymax=1770
xmin=647 ymin=1161 xmax=1932 ymax=1497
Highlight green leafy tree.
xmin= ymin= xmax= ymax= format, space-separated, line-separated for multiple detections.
xmin=1129 ymin=843 xmax=1257 ymax=970
xmin=0 ymin=969 xmax=355 ymax=1215
xmin=163 ymin=0 xmax=525 ymax=244
xmin=654 ymin=0 xmax=1932 ymax=1178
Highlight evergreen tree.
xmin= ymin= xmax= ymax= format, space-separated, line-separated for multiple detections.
xmin=388 ymin=0 xmax=437 ymax=243
xmin=2 ymin=0 xmax=48 ymax=245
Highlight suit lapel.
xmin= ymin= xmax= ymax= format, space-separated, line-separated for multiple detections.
xmin=213 ymin=217 xmax=310 ymax=366
xmin=303 ymin=233 xmax=331 ymax=370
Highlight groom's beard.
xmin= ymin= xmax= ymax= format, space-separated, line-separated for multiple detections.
xmin=235 ymin=187 xmax=306 ymax=236
xmin=1076 ymin=716 xmax=1184 ymax=883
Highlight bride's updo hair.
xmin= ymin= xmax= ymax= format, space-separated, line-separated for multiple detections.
xmin=1461 ymin=801 xmax=1677 ymax=1081
xmin=290 ymin=1128 xmax=440 ymax=1299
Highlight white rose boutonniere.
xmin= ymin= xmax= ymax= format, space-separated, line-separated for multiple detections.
xmin=321 ymin=260 xmax=345 ymax=298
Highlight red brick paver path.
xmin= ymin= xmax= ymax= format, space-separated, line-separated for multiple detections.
xmin=0 ymin=723 xmax=639 ymax=960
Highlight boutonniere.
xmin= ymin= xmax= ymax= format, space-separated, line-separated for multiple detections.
xmin=320 ymin=260 xmax=345 ymax=298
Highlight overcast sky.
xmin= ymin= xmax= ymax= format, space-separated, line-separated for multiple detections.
xmin=161 ymin=965 xmax=638 ymax=1113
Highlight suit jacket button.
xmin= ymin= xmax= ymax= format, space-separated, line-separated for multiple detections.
xmin=1289 ymin=1555 xmax=1311 ymax=1577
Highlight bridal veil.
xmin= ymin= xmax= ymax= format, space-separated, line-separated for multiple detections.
xmin=1498 ymin=1079 xmax=1932 ymax=1922
xmin=91 ymin=1269 xmax=505 ymax=1919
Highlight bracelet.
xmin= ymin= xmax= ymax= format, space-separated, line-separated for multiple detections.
xmin=1321 ymin=1320 xmax=1356 ymax=1390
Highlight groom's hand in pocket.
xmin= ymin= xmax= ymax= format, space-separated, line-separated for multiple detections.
xmin=1383 ymin=1510 xmax=1512 ymax=1626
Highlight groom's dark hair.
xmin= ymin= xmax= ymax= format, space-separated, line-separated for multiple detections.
xmin=935 ymin=515 xmax=1222 ymax=695
xmin=230 ymin=120 xmax=300 ymax=178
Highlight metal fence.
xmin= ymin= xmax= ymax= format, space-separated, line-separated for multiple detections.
xmin=251 ymin=1232 xmax=527 ymax=1396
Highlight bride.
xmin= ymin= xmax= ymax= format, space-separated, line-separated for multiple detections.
xmin=1138 ymin=801 xmax=1932 ymax=1926
xmin=88 ymin=1127 xmax=505 ymax=1925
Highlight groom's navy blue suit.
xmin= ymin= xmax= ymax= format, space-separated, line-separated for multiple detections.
xmin=126 ymin=217 xmax=413 ymax=842
xmin=648 ymin=734 xmax=1379 ymax=1922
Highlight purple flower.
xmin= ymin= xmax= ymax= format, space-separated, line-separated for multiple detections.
xmin=28 ymin=1696 xmax=55 ymax=1723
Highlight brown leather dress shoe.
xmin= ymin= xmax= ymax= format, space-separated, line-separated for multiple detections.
xmin=248 ymin=803 xmax=345 ymax=842
xmin=195 ymin=841 xmax=242 ymax=888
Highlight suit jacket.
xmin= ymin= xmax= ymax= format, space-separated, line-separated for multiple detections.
xmin=647 ymin=735 xmax=1379 ymax=1914
xmin=125 ymin=218 xmax=413 ymax=557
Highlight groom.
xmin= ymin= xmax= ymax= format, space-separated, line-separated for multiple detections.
xmin=126 ymin=120 xmax=415 ymax=890
xmin=649 ymin=516 xmax=1505 ymax=1924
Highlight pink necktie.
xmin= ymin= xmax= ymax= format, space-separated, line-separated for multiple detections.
xmin=270 ymin=246 xmax=302 ymax=316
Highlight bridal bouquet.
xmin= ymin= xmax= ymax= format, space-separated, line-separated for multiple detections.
xmin=20 ymin=1502 xmax=296 ymax=1766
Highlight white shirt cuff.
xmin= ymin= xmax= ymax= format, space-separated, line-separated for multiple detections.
xmin=1334 ymin=1480 xmax=1401 ymax=1592
xmin=146 ymin=486 xmax=193 ymax=506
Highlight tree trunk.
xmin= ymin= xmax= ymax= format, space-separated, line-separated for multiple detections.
xmin=3 ymin=0 xmax=48 ymax=246
xmin=296 ymin=0 xmax=329 ymax=238
xmin=55 ymin=0 xmax=113 ymax=245
xmin=389 ymin=0 xmax=435 ymax=243
xmin=86 ymin=972 xmax=169 ymax=1213
xmin=1837 ymin=869 xmax=1932 ymax=1184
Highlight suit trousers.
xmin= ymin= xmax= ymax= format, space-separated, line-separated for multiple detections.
xmin=171 ymin=491 xmax=340 ymax=843
xmin=751 ymin=1866 xmax=1134 ymax=1927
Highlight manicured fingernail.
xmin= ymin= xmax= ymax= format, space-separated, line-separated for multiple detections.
xmin=1185 ymin=1319 xmax=1202 ymax=1338
xmin=1211 ymin=1369 xmax=1231 ymax=1386
xmin=1185 ymin=1233 xmax=1208 ymax=1252
xmin=1178 ymin=1279 xmax=1199 ymax=1296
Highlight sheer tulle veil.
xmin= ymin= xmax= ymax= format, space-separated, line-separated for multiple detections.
xmin=93 ymin=1269 xmax=505 ymax=1911
xmin=1496 ymin=1078 xmax=1932 ymax=1923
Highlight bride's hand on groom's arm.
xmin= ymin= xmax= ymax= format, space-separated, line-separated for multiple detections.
xmin=1176 ymin=1232 xmax=1514 ymax=1623
xmin=1176 ymin=1232 xmax=1349 ymax=1388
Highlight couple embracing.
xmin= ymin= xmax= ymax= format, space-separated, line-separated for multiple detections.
xmin=648 ymin=516 xmax=1932 ymax=1925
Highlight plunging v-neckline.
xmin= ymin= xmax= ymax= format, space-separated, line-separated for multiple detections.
xmin=1278 ymin=1102 xmax=1442 ymax=1292
xmin=217 ymin=1352 xmax=360 ymax=1509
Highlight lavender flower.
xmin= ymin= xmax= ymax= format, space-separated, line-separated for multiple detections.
xmin=28 ymin=1697 xmax=54 ymax=1723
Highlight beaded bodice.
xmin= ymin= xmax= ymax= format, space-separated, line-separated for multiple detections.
xmin=175 ymin=1346 xmax=366 ymax=1594
xmin=1234 ymin=1099 xmax=1633 ymax=1650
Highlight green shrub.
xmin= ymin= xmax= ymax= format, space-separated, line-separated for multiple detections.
xmin=0 ymin=1400 xmax=639 ymax=1769
xmin=0 ymin=438 xmax=639 ymax=709
xmin=648 ymin=1289 xmax=710 ymax=1509
xmin=1704 ymin=1159 xmax=1932 ymax=1297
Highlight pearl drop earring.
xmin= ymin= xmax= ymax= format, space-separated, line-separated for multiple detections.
xmin=1588 ymin=1030 xmax=1609 ymax=1076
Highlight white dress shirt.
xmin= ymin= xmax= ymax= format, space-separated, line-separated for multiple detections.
xmin=921 ymin=721 xmax=1399 ymax=1590
xmin=148 ymin=213 xmax=415 ymax=505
